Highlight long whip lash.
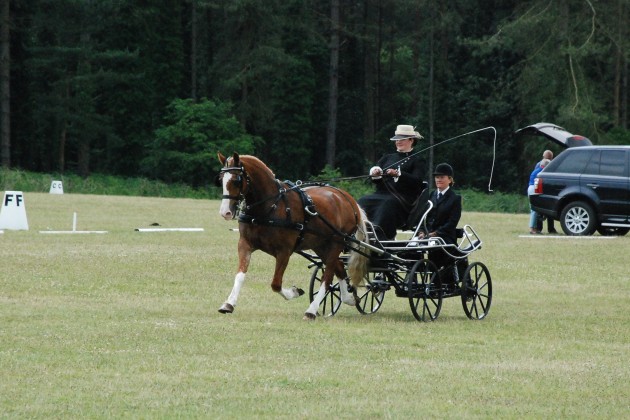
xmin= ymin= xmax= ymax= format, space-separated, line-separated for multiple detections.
xmin=316 ymin=126 xmax=497 ymax=192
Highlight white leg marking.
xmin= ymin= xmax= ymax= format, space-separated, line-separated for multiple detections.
xmin=339 ymin=278 xmax=356 ymax=306
xmin=280 ymin=286 xmax=301 ymax=300
xmin=226 ymin=272 xmax=246 ymax=307
xmin=305 ymin=282 xmax=327 ymax=316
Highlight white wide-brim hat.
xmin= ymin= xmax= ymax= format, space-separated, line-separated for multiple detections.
xmin=390 ymin=124 xmax=423 ymax=141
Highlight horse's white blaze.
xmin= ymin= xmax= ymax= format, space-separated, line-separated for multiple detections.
xmin=219 ymin=172 xmax=234 ymax=220
xmin=305 ymin=281 xmax=327 ymax=316
xmin=226 ymin=271 xmax=246 ymax=307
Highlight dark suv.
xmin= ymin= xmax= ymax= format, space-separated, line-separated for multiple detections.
xmin=530 ymin=146 xmax=630 ymax=236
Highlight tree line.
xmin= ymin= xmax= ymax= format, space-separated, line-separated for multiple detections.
xmin=1 ymin=0 xmax=628 ymax=194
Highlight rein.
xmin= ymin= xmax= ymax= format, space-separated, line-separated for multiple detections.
xmin=219 ymin=164 xmax=296 ymax=214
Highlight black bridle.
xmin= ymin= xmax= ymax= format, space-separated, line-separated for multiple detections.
xmin=215 ymin=165 xmax=248 ymax=201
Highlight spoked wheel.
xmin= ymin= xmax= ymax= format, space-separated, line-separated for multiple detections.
xmin=407 ymin=259 xmax=442 ymax=322
xmin=461 ymin=261 xmax=492 ymax=320
xmin=308 ymin=264 xmax=341 ymax=317
xmin=355 ymin=271 xmax=387 ymax=315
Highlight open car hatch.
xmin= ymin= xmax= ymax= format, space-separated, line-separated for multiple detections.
xmin=515 ymin=122 xmax=592 ymax=148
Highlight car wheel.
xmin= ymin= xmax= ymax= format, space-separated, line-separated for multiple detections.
xmin=596 ymin=226 xmax=630 ymax=236
xmin=560 ymin=201 xmax=597 ymax=236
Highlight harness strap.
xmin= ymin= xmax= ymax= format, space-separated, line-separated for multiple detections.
xmin=238 ymin=181 xmax=318 ymax=251
xmin=237 ymin=181 xmax=359 ymax=251
xmin=238 ymin=214 xmax=307 ymax=232
xmin=283 ymin=180 xmax=315 ymax=251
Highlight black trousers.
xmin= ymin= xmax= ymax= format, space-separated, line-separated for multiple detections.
xmin=358 ymin=192 xmax=408 ymax=240
xmin=536 ymin=214 xmax=556 ymax=232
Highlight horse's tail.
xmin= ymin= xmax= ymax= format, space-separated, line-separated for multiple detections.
xmin=347 ymin=207 xmax=369 ymax=288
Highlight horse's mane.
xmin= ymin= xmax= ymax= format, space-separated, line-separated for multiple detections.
xmin=238 ymin=155 xmax=276 ymax=178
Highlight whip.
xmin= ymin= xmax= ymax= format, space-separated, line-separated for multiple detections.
xmin=381 ymin=126 xmax=497 ymax=192
xmin=311 ymin=126 xmax=497 ymax=192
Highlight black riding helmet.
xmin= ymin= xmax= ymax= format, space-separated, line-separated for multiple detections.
xmin=433 ymin=163 xmax=454 ymax=177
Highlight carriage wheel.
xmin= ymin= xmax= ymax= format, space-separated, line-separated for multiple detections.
xmin=461 ymin=262 xmax=492 ymax=320
xmin=407 ymin=259 xmax=442 ymax=322
xmin=354 ymin=271 xmax=387 ymax=315
xmin=308 ymin=264 xmax=341 ymax=317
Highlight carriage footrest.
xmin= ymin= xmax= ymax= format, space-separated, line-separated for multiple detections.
xmin=401 ymin=284 xmax=444 ymax=299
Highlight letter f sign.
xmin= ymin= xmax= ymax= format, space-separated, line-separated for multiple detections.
xmin=5 ymin=193 xmax=23 ymax=206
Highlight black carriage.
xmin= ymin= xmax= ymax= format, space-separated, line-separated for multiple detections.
xmin=302 ymin=202 xmax=492 ymax=322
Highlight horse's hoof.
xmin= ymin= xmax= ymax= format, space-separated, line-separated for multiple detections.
xmin=303 ymin=312 xmax=317 ymax=321
xmin=218 ymin=303 xmax=234 ymax=314
xmin=295 ymin=286 xmax=305 ymax=297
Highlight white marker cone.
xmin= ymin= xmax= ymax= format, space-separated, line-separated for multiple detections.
xmin=0 ymin=191 xmax=29 ymax=230
xmin=49 ymin=180 xmax=64 ymax=194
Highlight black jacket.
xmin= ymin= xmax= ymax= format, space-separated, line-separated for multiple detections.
xmin=372 ymin=151 xmax=426 ymax=208
xmin=425 ymin=188 xmax=462 ymax=244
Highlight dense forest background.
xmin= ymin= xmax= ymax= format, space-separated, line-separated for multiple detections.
xmin=1 ymin=0 xmax=628 ymax=194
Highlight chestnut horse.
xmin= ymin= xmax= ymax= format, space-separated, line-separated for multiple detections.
xmin=216 ymin=152 xmax=368 ymax=320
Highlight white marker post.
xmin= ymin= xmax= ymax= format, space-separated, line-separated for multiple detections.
xmin=134 ymin=227 xmax=204 ymax=232
xmin=49 ymin=180 xmax=64 ymax=194
xmin=0 ymin=191 xmax=29 ymax=230
xmin=39 ymin=211 xmax=108 ymax=234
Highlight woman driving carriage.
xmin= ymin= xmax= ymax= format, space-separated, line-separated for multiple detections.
xmin=358 ymin=125 xmax=427 ymax=240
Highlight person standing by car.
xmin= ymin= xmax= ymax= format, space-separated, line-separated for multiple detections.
xmin=529 ymin=146 xmax=630 ymax=236
xmin=528 ymin=158 xmax=551 ymax=234
xmin=534 ymin=150 xmax=557 ymax=233
xmin=540 ymin=150 xmax=553 ymax=164
xmin=358 ymin=125 xmax=427 ymax=240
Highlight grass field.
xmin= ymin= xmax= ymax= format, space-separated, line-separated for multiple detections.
xmin=1 ymin=193 xmax=629 ymax=418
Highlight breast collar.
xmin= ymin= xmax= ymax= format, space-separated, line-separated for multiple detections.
xmin=238 ymin=180 xmax=317 ymax=250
